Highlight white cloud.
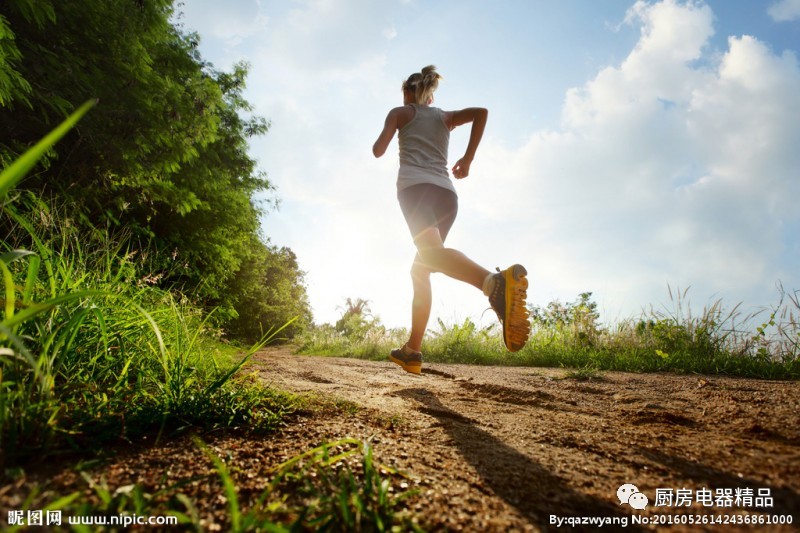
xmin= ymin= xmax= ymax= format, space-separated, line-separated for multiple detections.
xmin=383 ymin=25 xmax=398 ymax=40
xmin=176 ymin=0 xmax=268 ymax=47
xmin=768 ymin=0 xmax=800 ymax=22
xmin=267 ymin=0 xmax=399 ymax=70
xmin=467 ymin=0 xmax=800 ymax=320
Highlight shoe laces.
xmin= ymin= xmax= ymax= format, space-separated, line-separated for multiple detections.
xmin=488 ymin=271 xmax=505 ymax=319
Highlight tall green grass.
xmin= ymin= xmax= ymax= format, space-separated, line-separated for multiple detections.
xmin=296 ymin=322 xmax=408 ymax=360
xmin=1 ymin=104 xmax=297 ymax=465
xmin=298 ymin=289 xmax=800 ymax=379
xmin=0 ymin=195 xmax=298 ymax=464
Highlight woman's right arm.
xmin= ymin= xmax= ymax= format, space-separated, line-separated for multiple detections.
xmin=373 ymin=108 xmax=401 ymax=158
xmin=374 ymin=106 xmax=418 ymax=157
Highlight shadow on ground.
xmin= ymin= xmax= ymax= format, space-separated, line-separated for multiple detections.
xmin=395 ymin=387 xmax=644 ymax=531
xmin=636 ymin=446 xmax=800 ymax=517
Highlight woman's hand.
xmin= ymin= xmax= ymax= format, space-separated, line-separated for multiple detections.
xmin=449 ymin=107 xmax=487 ymax=179
xmin=452 ymin=157 xmax=472 ymax=179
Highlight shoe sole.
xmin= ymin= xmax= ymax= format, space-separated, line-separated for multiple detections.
xmin=389 ymin=354 xmax=422 ymax=375
xmin=503 ymin=264 xmax=531 ymax=352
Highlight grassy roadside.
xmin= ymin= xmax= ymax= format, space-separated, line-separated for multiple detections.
xmin=1 ymin=195 xmax=297 ymax=464
xmin=0 ymin=104 xmax=289 ymax=464
xmin=296 ymin=291 xmax=800 ymax=380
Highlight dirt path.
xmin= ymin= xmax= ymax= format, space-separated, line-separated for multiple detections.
xmin=4 ymin=348 xmax=798 ymax=531
xmin=252 ymin=347 xmax=799 ymax=531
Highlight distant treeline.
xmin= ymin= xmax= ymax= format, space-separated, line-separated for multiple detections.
xmin=0 ymin=0 xmax=311 ymax=340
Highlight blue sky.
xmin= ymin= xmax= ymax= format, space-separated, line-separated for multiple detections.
xmin=176 ymin=0 xmax=800 ymax=329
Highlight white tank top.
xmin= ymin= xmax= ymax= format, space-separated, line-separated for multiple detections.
xmin=397 ymin=105 xmax=455 ymax=194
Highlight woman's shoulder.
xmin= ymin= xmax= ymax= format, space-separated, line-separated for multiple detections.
xmin=391 ymin=105 xmax=417 ymax=129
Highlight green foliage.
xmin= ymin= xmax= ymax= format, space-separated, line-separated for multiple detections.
xmin=525 ymin=289 xmax=799 ymax=377
xmin=0 ymin=0 xmax=311 ymax=340
xmin=529 ymin=291 xmax=601 ymax=348
xmin=1 ymin=0 xmax=217 ymax=182
xmin=0 ymin=199 xmax=298 ymax=465
xmin=0 ymin=98 xmax=95 ymax=199
xmin=226 ymin=243 xmax=312 ymax=343
xmin=427 ymin=318 xmax=502 ymax=364
xmin=298 ymin=299 xmax=401 ymax=359
xmin=0 ymin=11 xmax=32 ymax=109
xmin=0 ymin=0 xmax=56 ymax=111
xmin=335 ymin=298 xmax=381 ymax=340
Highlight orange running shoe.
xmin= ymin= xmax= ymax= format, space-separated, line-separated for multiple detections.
xmin=488 ymin=264 xmax=531 ymax=352
xmin=390 ymin=344 xmax=422 ymax=374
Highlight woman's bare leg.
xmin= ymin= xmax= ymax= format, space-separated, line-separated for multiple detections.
xmin=414 ymin=227 xmax=490 ymax=289
xmin=405 ymin=227 xmax=491 ymax=351
xmin=407 ymin=256 xmax=432 ymax=352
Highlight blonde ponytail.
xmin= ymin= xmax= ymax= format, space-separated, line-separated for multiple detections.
xmin=402 ymin=65 xmax=442 ymax=105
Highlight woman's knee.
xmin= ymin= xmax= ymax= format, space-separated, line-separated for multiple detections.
xmin=410 ymin=259 xmax=431 ymax=282
xmin=416 ymin=246 xmax=447 ymax=269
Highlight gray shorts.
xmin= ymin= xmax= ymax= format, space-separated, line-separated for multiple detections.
xmin=397 ymin=184 xmax=458 ymax=242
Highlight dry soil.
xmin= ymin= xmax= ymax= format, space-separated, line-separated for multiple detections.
xmin=3 ymin=347 xmax=799 ymax=532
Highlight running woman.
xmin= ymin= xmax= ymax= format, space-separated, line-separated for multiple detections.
xmin=372 ymin=65 xmax=531 ymax=375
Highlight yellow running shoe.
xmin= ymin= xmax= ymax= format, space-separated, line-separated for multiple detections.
xmin=390 ymin=344 xmax=422 ymax=374
xmin=488 ymin=264 xmax=531 ymax=352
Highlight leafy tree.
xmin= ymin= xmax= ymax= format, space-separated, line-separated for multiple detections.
xmin=529 ymin=292 xmax=599 ymax=328
xmin=227 ymin=244 xmax=312 ymax=343
xmin=0 ymin=10 xmax=33 ymax=110
xmin=0 ymin=0 xmax=312 ymax=339
xmin=1 ymin=0 xmax=223 ymax=211
xmin=529 ymin=292 xmax=601 ymax=347
xmin=335 ymin=298 xmax=383 ymax=340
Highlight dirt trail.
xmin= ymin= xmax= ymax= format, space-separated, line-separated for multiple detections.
xmin=4 ymin=348 xmax=798 ymax=531
xmin=253 ymin=347 xmax=799 ymax=531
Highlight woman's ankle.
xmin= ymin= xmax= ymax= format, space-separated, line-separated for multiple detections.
xmin=403 ymin=342 xmax=422 ymax=354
